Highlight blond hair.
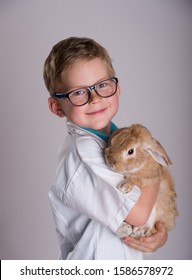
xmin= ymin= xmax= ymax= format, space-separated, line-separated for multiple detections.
xmin=43 ymin=37 xmax=115 ymax=95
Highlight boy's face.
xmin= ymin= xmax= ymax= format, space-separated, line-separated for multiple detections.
xmin=48 ymin=58 xmax=120 ymax=134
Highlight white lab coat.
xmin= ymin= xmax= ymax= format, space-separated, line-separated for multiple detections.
xmin=49 ymin=120 xmax=143 ymax=259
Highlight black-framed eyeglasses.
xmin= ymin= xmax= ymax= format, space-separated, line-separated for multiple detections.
xmin=52 ymin=77 xmax=118 ymax=107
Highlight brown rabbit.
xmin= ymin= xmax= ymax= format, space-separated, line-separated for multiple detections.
xmin=104 ymin=124 xmax=178 ymax=238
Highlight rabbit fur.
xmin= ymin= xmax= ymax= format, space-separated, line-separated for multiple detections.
xmin=104 ymin=123 xmax=178 ymax=238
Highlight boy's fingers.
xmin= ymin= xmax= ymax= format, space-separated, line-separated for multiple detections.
xmin=123 ymin=222 xmax=168 ymax=253
xmin=123 ymin=237 xmax=154 ymax=253
xmin=124 ymin=236 xmax=153 ymax=247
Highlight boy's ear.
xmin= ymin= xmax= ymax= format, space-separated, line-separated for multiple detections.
xmin=48 ymin=97 xmax=65 ymax=118
xmin=117 ymin=80 xmax=121 ymax=96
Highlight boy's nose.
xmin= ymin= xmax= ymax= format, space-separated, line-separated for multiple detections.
xmin=89 ymin=90 xmax=102 ymax=104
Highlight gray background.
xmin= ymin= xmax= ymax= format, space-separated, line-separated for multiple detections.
xmin=0 ymin=0 xmax=192 ymax=259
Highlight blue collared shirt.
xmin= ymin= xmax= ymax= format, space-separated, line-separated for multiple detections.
xmin=82 ymin=122 xmax=118 ymax=141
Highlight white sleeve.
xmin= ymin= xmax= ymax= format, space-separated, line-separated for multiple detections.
xmin=63 ymin=136 xmax=141 ymax=233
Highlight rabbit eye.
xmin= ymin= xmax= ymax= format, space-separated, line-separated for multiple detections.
xmin=128 ymin=149 xmax=134 ymax=155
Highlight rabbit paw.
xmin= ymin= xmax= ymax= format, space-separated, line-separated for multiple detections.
xmin=131 ymin=226 xmax=152 ymax=238
xmin=117 ymin=182 xmax=133 ymax=193
xmin=116 ymin=222 xmax=133 ymax=238
xmin=130 ymin=226 xmax=146 ymax=238
xmin=143 ymin=227 xmax=153 ymax=237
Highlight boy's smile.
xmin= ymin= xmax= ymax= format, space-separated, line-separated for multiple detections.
xmin=48 ymin=58 xmax=120 ymax=135
xmin=86 ymin=107 xmax=108 ymax=115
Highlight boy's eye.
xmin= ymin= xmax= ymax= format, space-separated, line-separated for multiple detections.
xmin=98 ymin=82 xmax=107 ymax=89
xmin=71 ymin=89 xmax=86 ymax=97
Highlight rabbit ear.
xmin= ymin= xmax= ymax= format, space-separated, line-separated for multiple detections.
xmin=145 ymin=138 xmax=172 ymax=167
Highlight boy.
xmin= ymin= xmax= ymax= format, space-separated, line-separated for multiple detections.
xmin=43 ymin=37 xmax=167 ymax=259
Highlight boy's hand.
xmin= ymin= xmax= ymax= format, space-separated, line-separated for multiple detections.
xmin=123 ymin=222 xmax=168 ymax=253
